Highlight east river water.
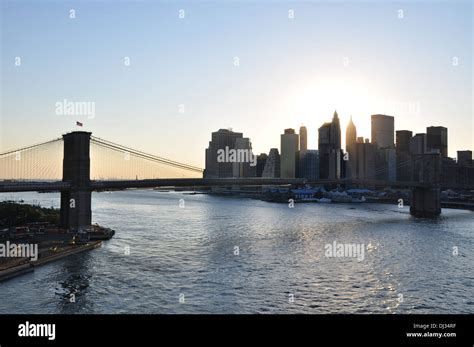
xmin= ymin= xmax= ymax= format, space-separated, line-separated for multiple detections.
xmin=0 ymin=190 xmax=473 ymax=314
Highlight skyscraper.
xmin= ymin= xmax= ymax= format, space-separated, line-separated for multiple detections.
xmin=457 ymin=150 xmax=472 ymax=166
xmin=427 ymin=126 xmax=448 ymax=157
xmin=299 ymin=126 xmax=308 ymax=151
xmin=346 ymin=115 xmax=357 ymax=151
xmin=204 ymin=129 xmax=243 ymax=178
xmin=347 ymin=139 xmax=376 ymax=180
xmin=256 ymin=153 xmax=268 ymax=177
xmin=262 ymin=148 xmax=280 ymax=178
xmin=396 ymin=130 xmax=412 ymax=152
xmin=396 ymin=130 xmax=413 ymax=181
xmin=280 ymin=128 xmax=299 ymax=178
xmin=232 ymin=137 xmax=256 ymax=178
xmin=371 ymin=114 xmax=394 ymax=149
xmin=318 ymin=110 xmax=341 ymax=179
xmin=409 ymin=133 xmax=427 ymax=155
xmin=299 ymin=150 xmax=319 ymax=180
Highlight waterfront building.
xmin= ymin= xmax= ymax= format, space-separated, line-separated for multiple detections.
xmin=298 ymin=149 xmax=319 ymax=180
xmin=256 ymin=153 xmax=268 ymax=177
xmin=232 ymin=137 xmax=256 ymax=178
xmin=262 ymin=148 xmax=281 ymax=178
xmin=280 ymin=128 xmax=299 ymax=178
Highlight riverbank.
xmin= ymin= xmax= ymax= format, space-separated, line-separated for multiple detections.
xmin=0 ymin=241 xmax=102 ymax=282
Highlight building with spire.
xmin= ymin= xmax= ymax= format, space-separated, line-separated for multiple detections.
xmin=346 ymin=115 xmax=357 ymax=151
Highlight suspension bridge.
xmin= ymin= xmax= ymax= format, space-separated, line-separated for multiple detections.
xmin=1 ymin=131 xmax=472 ymax=229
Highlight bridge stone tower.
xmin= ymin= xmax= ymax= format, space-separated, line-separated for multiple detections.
xmin=60 ymin=131 xmax=92 ymax=230
xmin=410 ymin=153 xmax=441 ymax=217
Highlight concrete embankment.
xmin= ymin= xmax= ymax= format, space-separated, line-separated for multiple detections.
xmin=0 ymin=242 xmax=102 ymax=282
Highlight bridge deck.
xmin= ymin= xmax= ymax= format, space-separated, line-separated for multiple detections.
xmin=1 ymin=178 xmax=465 ymax=193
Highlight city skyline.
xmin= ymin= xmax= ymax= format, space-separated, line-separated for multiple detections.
xmin=1 ymin=1 xmax=472 ymax=168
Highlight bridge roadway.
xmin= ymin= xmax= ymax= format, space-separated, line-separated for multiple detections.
xmin=0 ymin=178 xmax=446 ymax=193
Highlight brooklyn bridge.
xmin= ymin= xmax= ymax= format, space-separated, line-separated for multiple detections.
xmin=1 ymin=131 xmax=472 ymax=229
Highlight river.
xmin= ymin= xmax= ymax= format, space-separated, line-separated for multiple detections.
xmin=0 ymin=190 xmax=473 ymax=314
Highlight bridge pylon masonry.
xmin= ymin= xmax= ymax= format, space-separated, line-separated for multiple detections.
xmin=410 ymin=153 xmax=441 ymax=217
xmin=60 ymin=131 xmax=92 ymax=230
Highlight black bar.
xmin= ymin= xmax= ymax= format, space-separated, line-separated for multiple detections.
xmin=0 ymin=314 xmax=472 ymax=346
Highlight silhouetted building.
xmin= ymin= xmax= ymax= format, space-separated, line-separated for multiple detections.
xmin=299 ymin=126 xmax=307 ymax=151
xmin=347 ymin=140 xmax=376 ymax=180
xmin=427 ymin=126 xmax=448 ymax=157
xmin=396 ymin=130 xmax=413 ymax=181
xmin=204 ymin=129 xmax=243 ymax=178
xmin=375 ymin=148 xmax=396 ymax=181
xmin=318 ymin=111 xmax=341 ymax=179
xmin=371 ymin=114 xmax=394 ymax=149
xmin=457 ymin=150 xmax=472 ymax=166
xmin=396 ymin=130 xmax=412 ymax=152
xmin=280 ymin=128 xmax=299 ymax=178
xmin=409 ymin=133 xmax=427 ymax=155
xmin=256 ymin=153 xmax=268 ymax=177
xmin=346 ymin=115 xmax=357 ymax=151
xmin=299 ymin=150 xmax=319 ymax=180
xmin=262 ymin=148 xmax=280 ymax=178
xmin=232 ymin=137 xmax=256 ymax=178
xmin=328 ymin=149 xmax=343 ymax=179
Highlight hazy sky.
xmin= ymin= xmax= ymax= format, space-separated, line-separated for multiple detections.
xmin=1 ymin=0 xmax=472 ymax=169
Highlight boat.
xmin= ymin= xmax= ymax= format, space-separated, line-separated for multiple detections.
xmin=84 ymin=225 xmax=115 ymax=241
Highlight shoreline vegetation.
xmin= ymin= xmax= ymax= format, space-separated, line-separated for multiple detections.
xmin=0 ymin=201 xmax=114 ymax=282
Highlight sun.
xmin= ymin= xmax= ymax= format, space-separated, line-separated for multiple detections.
xmin=283 ymin=75 xmax=379 ymax=148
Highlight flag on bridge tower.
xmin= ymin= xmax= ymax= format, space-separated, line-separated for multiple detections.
xmin=76 ymin=121 xmax=83 ymax=127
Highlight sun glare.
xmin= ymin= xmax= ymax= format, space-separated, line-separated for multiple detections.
xmin=284 ymin=76 xmax=378 ymax=148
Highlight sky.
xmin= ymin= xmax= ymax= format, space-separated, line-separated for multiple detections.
xmin=1 ymin=0 xmax=472 ymax=170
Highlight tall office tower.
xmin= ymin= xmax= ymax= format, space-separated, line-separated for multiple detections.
xmin=396 ymin=130 xmax=412 ymax=152
xmin=427 ymin=126 xmax=448 ymax=157
xmin=232 ymin=137 xmax=256 ymax=178
xmin=299 ymin=150 xmax=319 ymax=180
xmin=262 ymin=148 xmax=281 ymax=178
xmin=409 ymin=133 xmax=427 ymax=155
xmin=396 ymin=130 xmax=413 ymax=181
xmin=328 ymin=149 xmax=343 ymax=179
xmin=256 ymin=153 xmax=268 ymax=177
xmin=371 ymin=114 xmax=395 ymax=149
xmin=318 ymin=110 xmax=342 ymax=179
xmin=280 ymin=128 xmax=299 ymax=178
xmin=375 ymin=148 xmax=396 ymax=181
xmin=204 ymin=128 xmax=243 ymax=178
xmin=346 ymin=115 xmax=357 ymax=151
xmin=457 ymin=150 xmax=472 ymax=166
xmin=299 ymin=126 xmax=308 ymax=151
xmin=347 ymin=142 xmax=376 ymax=180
